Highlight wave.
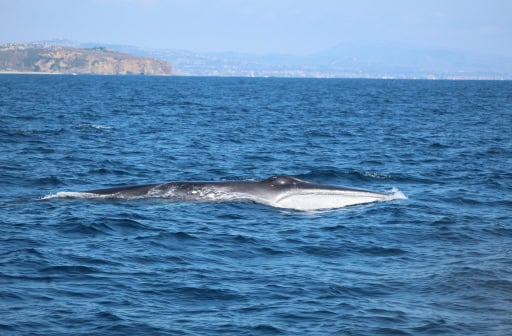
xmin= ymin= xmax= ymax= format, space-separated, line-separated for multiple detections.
xmin=34 ymin=176 xmax=64 ymax=186
xmin=0 ymin=127 xmax=66 ymax=137
xmin=39 ymin=265 xmax=99 ymax=275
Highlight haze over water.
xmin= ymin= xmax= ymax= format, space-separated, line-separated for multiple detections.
xmin=2 ymin=1 xmax=512 ymax=78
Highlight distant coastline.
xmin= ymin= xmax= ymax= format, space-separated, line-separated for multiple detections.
xmin=0 ymin=71 xmax=152 ymax=76
xmin=0 ymin=71 xmax=81 ymax=75
xmin=0 ymin=43 xmax=172 ymax=76
xmin=0 ymin=71 xmax=63 ymax=75
xmin=2 ymin=41 xmax=511 ymax=80
xmin=0 ymin=71 xmax=507 ymax=81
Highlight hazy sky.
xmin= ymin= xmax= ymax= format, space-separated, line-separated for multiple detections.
xmin=1 ymin=0 xmax=511 ymax=56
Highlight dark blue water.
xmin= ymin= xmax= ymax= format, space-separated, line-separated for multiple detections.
xmin=1 ymin=75 xmax=511 ymax=335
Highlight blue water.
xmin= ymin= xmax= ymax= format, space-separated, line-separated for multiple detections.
xmin=1 ymin=75 xmax=511 ymax=335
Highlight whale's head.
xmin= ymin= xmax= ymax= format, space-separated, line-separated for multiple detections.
xmin=258 ymin=175 xmax=390 ymax=211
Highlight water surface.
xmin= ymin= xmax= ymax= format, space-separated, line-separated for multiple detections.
xmin=1 ymin=75 xmax=511 ymax=335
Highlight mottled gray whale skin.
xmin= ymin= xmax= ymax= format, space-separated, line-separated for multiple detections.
xmin=83 ymin=175 xmax=392 ymax=211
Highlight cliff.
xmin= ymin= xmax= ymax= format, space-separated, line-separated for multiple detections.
xmin=0 ymin=44 xmax=172 ymax=75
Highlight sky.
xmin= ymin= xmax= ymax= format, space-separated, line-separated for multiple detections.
xmin=1 ymin=0 xmax=511 ymax=57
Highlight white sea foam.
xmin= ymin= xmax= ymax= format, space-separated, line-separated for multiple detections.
xmin=387 ymin=187 xmax=408 ymax=201
xmin=78 ymin=123 xmax=113 ymax=130
xmin=41 ymin=191 xmax=107 ymax=200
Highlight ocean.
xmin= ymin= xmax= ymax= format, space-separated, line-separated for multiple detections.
xmin=1 ymin=75 xmax=511 ymax=335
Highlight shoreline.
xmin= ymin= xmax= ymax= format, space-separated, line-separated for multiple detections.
xmin=0 ymin=71 xmax=507 ymax=80
xmin=0 ymin=71 xmax=172 ymax=76
xmin=0 ymin=71 xmax=65 ymax=75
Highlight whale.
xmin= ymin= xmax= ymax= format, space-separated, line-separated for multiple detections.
xmin=53 ymin=175 xmax=403 ymax=211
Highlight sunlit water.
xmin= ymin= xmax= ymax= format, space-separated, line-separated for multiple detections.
xmin=1 ymin=75 xmax=511 ymax=335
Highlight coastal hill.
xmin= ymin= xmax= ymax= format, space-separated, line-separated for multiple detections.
xmin=0 ymin=43 xmax=172 ymax=75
